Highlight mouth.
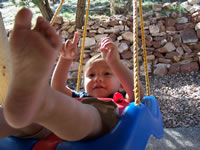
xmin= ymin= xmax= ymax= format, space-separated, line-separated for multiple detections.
xmin=93 ymin=85 xmax=105 ymax=89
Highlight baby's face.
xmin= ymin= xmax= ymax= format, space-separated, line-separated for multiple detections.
xmin=84 ymin=60 xmax=120 ymax=98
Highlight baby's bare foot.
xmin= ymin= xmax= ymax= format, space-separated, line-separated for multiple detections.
xmin=4 ymin=8 xmax=62 ymax=128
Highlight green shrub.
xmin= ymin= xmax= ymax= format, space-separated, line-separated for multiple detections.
xmin=168 ymin=5 xmax=185 ymax=14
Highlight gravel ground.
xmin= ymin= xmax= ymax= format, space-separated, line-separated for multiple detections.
xmin=140 ymin=71 xmax=200 ymax=128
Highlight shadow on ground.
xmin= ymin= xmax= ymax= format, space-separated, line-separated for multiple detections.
xmin=146 ymin=128 xmax=200 ymax=150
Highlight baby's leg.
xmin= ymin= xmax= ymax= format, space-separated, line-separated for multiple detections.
xmin=4 ymin=8 xmax=102 ymax=141
xmin=4 ymin=8 xmax=62 ymax=129
xmin=0 ymin=107 xmax=47 ymax=139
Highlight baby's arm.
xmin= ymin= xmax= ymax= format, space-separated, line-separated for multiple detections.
xmin=100 ymin=38 xmax=144 ymax=101
xmin=51 ymin=32 xmax=79 ymax=96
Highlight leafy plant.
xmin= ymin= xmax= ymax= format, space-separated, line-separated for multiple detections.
xmin=62 ymin=12 xmax=76 ymax=19
xmin=65 ymin=0 xmax=72 ymax=3
xmin=142 ymin=1 xmax=153 ymax=11
xmin=32 ymin=0 xmax=42 ymax=5
xmin=168 ymin=5 xmax=185 ymax=14
xmin=9 ymin=0 xmax=16 ymax=5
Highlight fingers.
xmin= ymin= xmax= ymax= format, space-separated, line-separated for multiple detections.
xmin=63 ymin=40 xmax=71 ymax=54
xmin=60 ymin=32 xmax=79 ymax=59
xmin=60 ymin=43 xmax=66 ymax=56
xmin=100 ymin=37 xmax=113 ymax=48
xmin=72 ymin=32 xmax=79 ymax=45
xmin=99 ymin=37 xmax=120 ymax=62
xmin=100 ymin=38 xmax=113 ymax=51
xmin=101 ymin=37 xmax=112 ymax=43
xmin=100 ymin=41 xmax=112 ymax=49
xmin=14 ymin=8 xmax=33 ymax=30
xmin=64 ymin=32 xmax=78 ymax=48
xmin=64 ymin=40 xmax=71 ymax=49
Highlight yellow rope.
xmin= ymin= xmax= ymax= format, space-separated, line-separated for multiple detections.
xmin=76 ymin=0 xmax=90 ymax=92
xmin=133 ymin=0 xmax=140 ymax=105
xmin=50 ymin=0 xmax=65 ymax=25
xmin=50 ymin=0 xmax=90 ymax=92
xmin=138 ymin=0 xmax=151 ymax=96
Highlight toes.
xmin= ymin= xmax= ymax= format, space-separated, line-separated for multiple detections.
xmin=48 ymin=27 xmax=62 ymax=49
xmin=34 ymin=17 xmax=61 ymax=49
xmin=34 ymin=17 xmax=44 ymax=32
xmin=14 ymin=8 xmax=32 ymax=30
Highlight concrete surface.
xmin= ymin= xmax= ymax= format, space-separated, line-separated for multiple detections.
xmin=146 ymin=128 xmax=200 ymax=150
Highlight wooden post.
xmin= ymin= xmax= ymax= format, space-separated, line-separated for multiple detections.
xmin=0 ymin=12 xmax=10 ymax=106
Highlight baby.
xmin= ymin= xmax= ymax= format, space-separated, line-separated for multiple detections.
xmin=51 ymin=33 xmax=144 ymax=100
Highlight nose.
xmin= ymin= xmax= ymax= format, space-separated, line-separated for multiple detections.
xmin=94 ymin=75 xmax=103 ymax=82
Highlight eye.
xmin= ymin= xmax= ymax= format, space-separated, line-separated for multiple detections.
xmin=88 ymin=73 xmax=95 ymax=78
xmin=104 ymin=72 xmax=112 ymax=76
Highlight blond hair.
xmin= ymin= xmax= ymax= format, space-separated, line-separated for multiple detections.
xmin=83 ymin=53 xmax=103 ymax=76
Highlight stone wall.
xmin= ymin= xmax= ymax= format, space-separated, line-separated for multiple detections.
xmin=53 ymin=1 xmax=200 ymax=78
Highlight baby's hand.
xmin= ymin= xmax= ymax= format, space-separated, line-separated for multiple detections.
xmin=60 ymin=32 xmax=78 ymax=60
xmin=99 ymin=37 xmax=120 ymax=64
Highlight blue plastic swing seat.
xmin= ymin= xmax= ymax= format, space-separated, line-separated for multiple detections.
xmin=0 ymin=96 xmax=163 ymax=150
